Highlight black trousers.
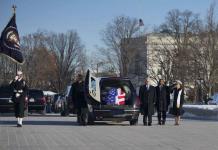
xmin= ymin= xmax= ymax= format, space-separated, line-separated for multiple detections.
xmin=77 ymin=107 xmax=88 ymax=123
xmin=143 ymin=115 xmax=152 ymax=125
xmin=77 ymin=107 xmax=82 ymax=123
xmin=157 ymin=111 xmax=166 ymax=124
xmin=14 ymin=102 xmax=24 ymax=118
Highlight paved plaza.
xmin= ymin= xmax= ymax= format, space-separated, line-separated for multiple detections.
xmin=0 ymin=114 xmax=217 ymax=150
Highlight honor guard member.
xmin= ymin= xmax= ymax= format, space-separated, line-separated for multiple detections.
xmin=10 ymin=71 xmax=28 ymax=127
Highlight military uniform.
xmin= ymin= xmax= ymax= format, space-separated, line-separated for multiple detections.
xmin=10 ymin=78 xmax=27 ymax=119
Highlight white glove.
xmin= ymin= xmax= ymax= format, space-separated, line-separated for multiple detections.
xmin=16 ymin=93 xmax=20 ymax=98
xmin=15 ymin=76 xmax=19 ymax=81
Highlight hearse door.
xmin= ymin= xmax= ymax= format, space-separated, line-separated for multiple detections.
xmin=85 ymin=70 xmax=101 ymax=103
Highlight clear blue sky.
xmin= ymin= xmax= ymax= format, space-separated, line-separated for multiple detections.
xmin=0 ymin=0 xmax=216 ymax=53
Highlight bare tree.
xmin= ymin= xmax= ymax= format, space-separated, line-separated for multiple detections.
xmin=88 ymin=52 xmax=117 ymax=76
xmin=150 ymin=9 xmax=201 ymax=85
xmin=0 ymin=55 xmax=16 ymax=84
xmin=46 ymin=30 xmax=85 ymax=92
xmin=194 ymin=3 xmax=218 ymax=97
xmin=21 ymin=31 xmax=57 ymax=90
xmin=101 ymin=15 xmax=141 ymax=76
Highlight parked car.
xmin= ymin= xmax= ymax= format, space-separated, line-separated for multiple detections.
xmin=51 ymin=93 xmax=64 ymax=113
xmin=60 ymin=86 xmax=74 ymax=116
xmin=54 ymin=94 xmax=65 ymax=113
xmin=28 ymin=89 xmax=46 ymax=115
xmin=80 ymin=70 xmax=140 ymax=125
xmin=208 ymin=93 xmax=218 ymax=105
xmin=52 ymin=94 xmax=59 ymax=112
xmin=0 ymin=85 xmax=14 ymax=112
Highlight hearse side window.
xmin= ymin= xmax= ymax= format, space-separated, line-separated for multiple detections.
xmin=91 ymin=77 xmax=96 ymax=89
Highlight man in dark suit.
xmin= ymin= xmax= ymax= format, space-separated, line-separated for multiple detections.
xmin=71 ymin=74 xmax=87 ymax=125
xmin=139 ymin=78 xmax=156 ymax=126
xmin=156 ymin=79 xmax=170 ymax=125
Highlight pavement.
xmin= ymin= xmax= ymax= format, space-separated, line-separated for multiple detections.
xmin=0 ymin=114 xmax=218 ymax=150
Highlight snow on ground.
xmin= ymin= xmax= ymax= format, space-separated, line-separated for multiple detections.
xmin=182 ymin=104 xmax=218 ymax=120
xmin=183 ymin=105 xmax=218 ymax=111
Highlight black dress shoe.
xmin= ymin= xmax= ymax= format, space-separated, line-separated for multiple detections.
xmin=143 ymin=122 xmax=147 ymax=126
xmin=17 ymin=124 xmax=22 ymax=127
xmin=148 ymin=123 xmax=152 ymax=126
xmin=158 ymin=122 xmax=162 ymax=125
xmin=162 ymin=122 xmax=165 ymax=125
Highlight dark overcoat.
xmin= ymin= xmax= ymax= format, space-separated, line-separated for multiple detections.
xmin=139 ymin=85 xmax=156 ymax=116
xmin=172 ymin=88 xmax=184 ymax=116
xmin=72 ymin=81 xmax=87 ymax=109
xmin=155 ymin=85 xmax=170 ymax=112
xmin=10 ymin=79 xmax=28 ymax=118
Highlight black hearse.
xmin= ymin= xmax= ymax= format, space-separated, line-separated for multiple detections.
xmin=80 ymin=70 xmax=140 ymax=125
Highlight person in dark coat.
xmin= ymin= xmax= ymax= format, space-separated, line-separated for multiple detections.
xmin=139 ymin=78 xmax=156 ymax=126
xmin=171 ymin=80 xmax=184 ymax=126
xmin=10 ymin=71 xmax=28 ymax=127
xmin=71 ymin=74 xmax=87 ymax=125
xmin=46 ymin=96 xmax=52 ymax=113
xmin=155 ymin=79 xmax=170 ymax=125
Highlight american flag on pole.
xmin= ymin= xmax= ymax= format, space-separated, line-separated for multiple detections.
xmin=0 ymin=13 xmax=24 ymax=64
xmin=104 ymin=88 xmax=126 ymax=105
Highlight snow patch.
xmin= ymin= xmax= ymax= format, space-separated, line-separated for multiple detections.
xmin=183 ymin=105 xmax=218 ymax=111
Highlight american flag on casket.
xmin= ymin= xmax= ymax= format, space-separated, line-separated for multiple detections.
xmin=104 ymin=88 xmax=126 ymax=105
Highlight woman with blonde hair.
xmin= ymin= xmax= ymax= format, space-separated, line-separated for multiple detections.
xmin=172 ymin=80 xmax=184 ymax=126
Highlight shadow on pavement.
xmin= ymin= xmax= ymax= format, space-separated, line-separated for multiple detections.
xmin=0 ymin=120 xmax=79 ymax=126
xmin=0 ymin=119 xmax=133 ymax=126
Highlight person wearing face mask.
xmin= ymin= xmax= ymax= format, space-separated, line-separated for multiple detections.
xmin=139 ymin=77 xmax=156 ymax=126
xmin=10 ymin=71 xmax=28 ymax=127
xmin=171 ymin=80 xmax=184 ymax=126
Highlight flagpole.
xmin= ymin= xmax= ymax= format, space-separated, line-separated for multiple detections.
xmin=12 ymin=5 xmax=18 ymax=75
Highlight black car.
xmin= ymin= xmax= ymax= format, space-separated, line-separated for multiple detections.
xmin=28 ymin=89 xmax=46 ymax=115
xmin=52 ymin=94 xmax=60 ymax=113
xmin=0 ymin=85 xmax=14 ymax=112
xmin=60 ymin=86 xmax=74 ymax=116
xmin=80 ymin=70 xmax=140 ymax=125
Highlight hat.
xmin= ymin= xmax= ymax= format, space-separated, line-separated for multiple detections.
xmin=17 ymin=71 xmax=23 ymax=75
xmin=176 ymin=80 xmax=182 ymax=85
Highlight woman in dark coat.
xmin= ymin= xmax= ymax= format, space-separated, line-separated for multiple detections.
xmin=10 ymin=71 xmax=28 ymax=127
xmin=155 ymin=79 xmax=170 ymax=125
xmin=139 ymin=78 xmax=156 ymax=126
xmin=172 ymin=80 xmax=184 ymax=126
